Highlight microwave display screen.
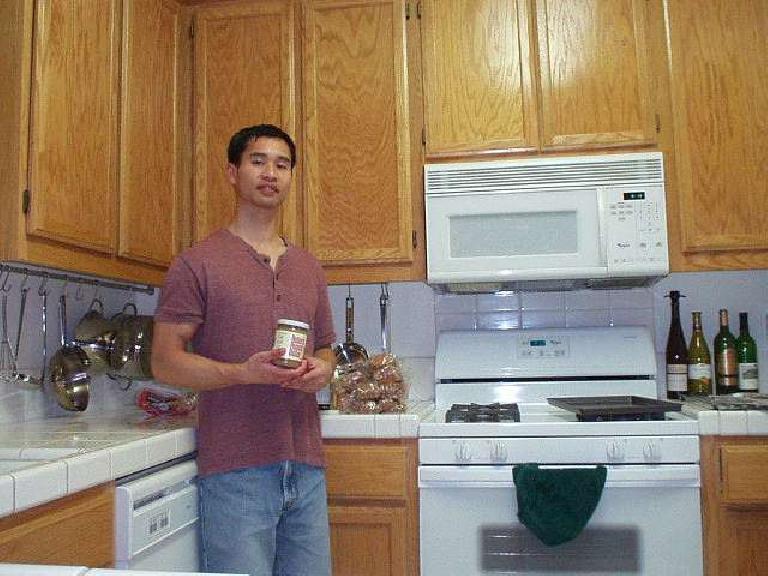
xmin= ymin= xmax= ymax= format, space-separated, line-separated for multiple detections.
xmin=623 ymin=192 xmax=646 ymax=200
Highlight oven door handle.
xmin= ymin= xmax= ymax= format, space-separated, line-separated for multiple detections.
xmin=418 ymin=464 xmax=700 ymax=489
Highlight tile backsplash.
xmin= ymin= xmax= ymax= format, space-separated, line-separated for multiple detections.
xmin=2 ymin=263 xmax=766 ymax=424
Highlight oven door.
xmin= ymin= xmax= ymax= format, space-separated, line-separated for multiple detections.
xmin=419 ymin=464 xmax=702 ymax=576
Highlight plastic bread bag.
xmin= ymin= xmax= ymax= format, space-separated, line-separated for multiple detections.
xmin=335 ymin=353 xmax=408 ymax=414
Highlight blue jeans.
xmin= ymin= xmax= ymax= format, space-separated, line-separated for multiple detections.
xmin=199 ymin=461 xmax=331 ymax=576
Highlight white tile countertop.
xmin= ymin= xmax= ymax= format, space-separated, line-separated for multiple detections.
xmin=0 ymin=412 xmax=196 ymax=518
xmin=0 ymin=402 xmax=433 ymax=520
xmin=682 ymin=400 xmax=768 ymax=435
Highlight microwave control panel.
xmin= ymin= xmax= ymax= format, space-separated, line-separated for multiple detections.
xmin=602 ymin=185 xmax=668 ymax=273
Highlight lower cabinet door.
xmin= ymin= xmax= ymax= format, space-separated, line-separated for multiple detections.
xmin=329 ymin=504 xmax=407 ymax=576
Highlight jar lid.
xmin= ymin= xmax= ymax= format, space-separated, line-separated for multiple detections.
xmin=277 ymin=319 xmax=310 ymax=330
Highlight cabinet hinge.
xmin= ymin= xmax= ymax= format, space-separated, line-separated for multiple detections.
xmin=655 ymin=113 xmax=661 ymax=134
xmin=421 ymin=126 xmax=426 ymax=147
xmin=412 ymin=230 xmax=418 ymax=249
xmin=405 ymin=1 xmax=410 ymax=20
xmin=189 ymin=22 xmax=194 ymax=39
xmin=22 ymin=189 xmax=30 ymax=215
xmin=416 ymin=0 xmax=422 ymax=19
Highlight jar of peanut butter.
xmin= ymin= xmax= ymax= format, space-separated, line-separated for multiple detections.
xmin=272 ymin=319 xmax=309 ymax=368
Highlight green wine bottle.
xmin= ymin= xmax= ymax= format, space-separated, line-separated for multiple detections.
xmin=736 ymin=312 xmax=759 ymax=392
xmin=714 ymin=309 xmax=739 ymax=395
xmin=687 ymin=311 xmax=711 ymax=396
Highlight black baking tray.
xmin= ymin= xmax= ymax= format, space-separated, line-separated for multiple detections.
xmin=547 ymin=396 xmax=682 ymax=422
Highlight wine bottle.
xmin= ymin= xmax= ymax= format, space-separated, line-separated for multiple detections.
xmin=714 ymin=309 xmax=739 ymax=395
xmin=736 ymin=312 xmax=759 ymax=392
xmin=687 ymin=311 xmax=711 ymax=396
xmin=665 ymin=291 xmax=687 ymax=400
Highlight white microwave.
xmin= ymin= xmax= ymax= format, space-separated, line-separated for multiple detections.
xmin=424 ymin=152 xmax=669 ymax=291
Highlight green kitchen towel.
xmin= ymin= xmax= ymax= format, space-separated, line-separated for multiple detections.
xmin=513 ymin=463 xmax=608 ymax=547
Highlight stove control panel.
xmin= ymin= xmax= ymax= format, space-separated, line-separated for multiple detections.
xmin=420 ymin=436 xmax=700 ymax=465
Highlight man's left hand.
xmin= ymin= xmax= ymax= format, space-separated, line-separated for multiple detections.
xmin=281 ymin=354 xmax=334 ymax=394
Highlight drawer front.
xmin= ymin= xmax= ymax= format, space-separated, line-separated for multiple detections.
xmin=325 ymin=443 xmax=409 ymax=500
xmin=721 ymin=444 xmax=768 ymax=504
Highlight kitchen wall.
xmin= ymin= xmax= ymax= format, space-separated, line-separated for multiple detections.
xmin=326 ymin=270 xmax=768 ymax=400
xmin=1 ymin=265 xmax=766 ymax=424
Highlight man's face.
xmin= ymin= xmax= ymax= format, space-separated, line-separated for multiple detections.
xmin=227 ymin=136 xmax=293 ymax=209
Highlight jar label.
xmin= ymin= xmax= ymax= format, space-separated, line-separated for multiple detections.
xmin=274 ymin=330 xmax=308 ymax=362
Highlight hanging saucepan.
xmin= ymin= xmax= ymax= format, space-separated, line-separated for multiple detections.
xmin=49 ymin=294 xmax=91 ymax=411
xmin=73 ymin=298 xmax=115 ymax=374
xmin=107 ymin=303 xmax=154 ymax=381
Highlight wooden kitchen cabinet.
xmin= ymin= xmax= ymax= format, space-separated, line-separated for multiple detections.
xmin=0 ymin=0 xmax=186 ymax=286
xmin=191 ymin=0 xmax=301 ymax=244
xmin=420 ymin=0 xmax=657 ymax=157
xmin=301 ymin=0 xmax=425 ymax=284
xmin=0 ymin=483 xmax=115 ymax=566
xmin=701 ymin=436 xmax=768 ymax=576
xmin=662 ymin=0 xmax=768 ymax=271
xmin=324 ymin=439 xmax=419 ymax=575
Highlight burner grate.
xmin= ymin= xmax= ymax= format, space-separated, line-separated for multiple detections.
xmin=445 ymin=403 xmax=521 ymax=423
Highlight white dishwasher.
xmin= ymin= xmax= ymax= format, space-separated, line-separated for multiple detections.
xmin=115 ymin=458 xmax=200 ymax=572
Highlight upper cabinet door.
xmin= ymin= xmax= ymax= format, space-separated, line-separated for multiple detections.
xmin=302 ymin=0 xmax=414 ymax=270
xmin=535 ymin=0 xmax=656 ymax=149
xmin=193 ymin=0 xmax=299 ymax=243
xmin=421 ymin=0 xmax=538 ymax=155
xmin=119 ymin=0 xmax=181 ymax=267
xmin=28 ymin=0 xmax=120 ymax=253
xmin=665 ymin=0 xmax=768 ymax=265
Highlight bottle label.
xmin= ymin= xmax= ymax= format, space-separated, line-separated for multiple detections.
xmin=667 ymin=364 xmax=688 ymax=392
xmin=716 ymin=349 xmax=738 ymax=376
xmin=738 ymin=363 xmax=759 ymax=391
xmin=688 ymin=363 xmax=711 ymax=380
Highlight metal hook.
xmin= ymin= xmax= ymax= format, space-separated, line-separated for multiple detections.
xmin=92 ymin=281 xmax=101 ymax=303
xmin=74 ymin=283 xmax=86 ymax=301
xmin=0 ymin=270 xmax=12 ymax=292
xmin=19 ymin=269 xmax=29 ymax=292
xmin=37 ymin=274 xmax=49 ymax=296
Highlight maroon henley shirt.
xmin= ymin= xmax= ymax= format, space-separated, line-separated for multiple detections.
xmin=154 ymin=229 xmax=336 ymax=477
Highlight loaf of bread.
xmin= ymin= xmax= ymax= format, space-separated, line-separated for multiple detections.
xmin=333 ymin=353 xmax=407 ymax=414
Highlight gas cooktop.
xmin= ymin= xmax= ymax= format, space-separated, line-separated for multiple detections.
xmin=445 ymin=403 xmax=521 ymax=423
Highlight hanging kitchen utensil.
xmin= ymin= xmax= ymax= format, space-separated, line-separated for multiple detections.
xmin=334 ymin=285 xmax=368 ymax=365
xmin=107 ymin=302 xmax=154 ymax=381
xmin=15 ymin=279 xmax=48 ymax=387
xmin=49 ymin=293 xmax=91 ymax=411
xmin=73 ymin=298 xmax=115 ymax=374
xmin=379 ymin=283 xmax=390 ymax=353
xmin=10 ymin=283 xmax=38 ymax=385
xmin=0 ymin=291 xmax=16 ymax=381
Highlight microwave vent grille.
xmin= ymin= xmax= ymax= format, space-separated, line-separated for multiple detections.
xmin=425 ymin=153 xmax=663 ymax=195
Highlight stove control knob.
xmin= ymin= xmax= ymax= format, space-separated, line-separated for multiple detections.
xmin=643 ymin=442 xmax=661 ymax=462
xmin=490 ymin=442 xmax=508 ymax=463
xmin=606 ymin=440 xmax=626 ymax=462
xmin=455 ymin=442 xmax=472 ymax=463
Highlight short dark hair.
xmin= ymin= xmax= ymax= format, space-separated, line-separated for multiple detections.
xmin=227 ymin=124 xmax=296 ymax=168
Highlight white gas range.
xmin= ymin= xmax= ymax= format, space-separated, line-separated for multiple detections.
xmin=419 ymin=326 xmax=702 ymax=576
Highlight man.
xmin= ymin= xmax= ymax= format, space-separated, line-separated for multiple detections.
xmin=152 ymin=124 xmax=336 ymax=576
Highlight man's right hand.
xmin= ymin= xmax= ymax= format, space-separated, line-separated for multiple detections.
xmin=238 ymin=349 xmax=309 ymax=385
